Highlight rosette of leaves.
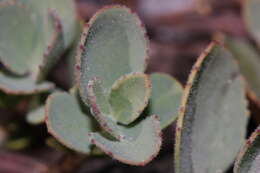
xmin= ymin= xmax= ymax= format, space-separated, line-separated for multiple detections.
xmin=45 ymin=5 xmax=183 ymax=166
xmin=174 ymin=42 xmax=249 ymax=173
xmin=0 ymin=0 xmax=78 ymax=95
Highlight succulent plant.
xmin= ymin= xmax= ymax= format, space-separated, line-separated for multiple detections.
xmin=234 ymin=125 xmax=260 ymax=173
xmin=174 ymin=42 xmax=249 ymax=173
xmin=0 ymin=0 xmax=78 ymax=94
xmin=1 ymin=0 xmax=260 ymax=172
xmin=45 ymin=5 xmax=183 ymax=165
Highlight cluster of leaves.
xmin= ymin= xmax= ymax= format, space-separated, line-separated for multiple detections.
xmin=1 ymin=0 xmax=260 ymax=172
xmin=45 ymin=6 xmax=183 ymax=165
xmin=0 ymin=0 xmax=79 ymax=125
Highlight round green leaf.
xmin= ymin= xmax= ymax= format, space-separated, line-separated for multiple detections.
xmin=45 ymin=92 xmax=94 ymax=153
xmin=0 ymin=2 xmax=41 ymax=74
xmin=77 ymin=5 xmax=149 ymax=104
xmin=150 ymin=72 xmax=183 ymax=129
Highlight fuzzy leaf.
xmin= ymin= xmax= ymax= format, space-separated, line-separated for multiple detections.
xmin=109 ymin=73 xmax=151 ymax=125
xmin=20 ymin=0 xmax=78 ymax=49
xmin=45 ymin=92 xmax=94 ymax=153
xmin=44 ymin=0 xmax=78 ymax=48
xmin=24 ymin=0 xmax=77 ymax=80
xmin=226 ymin=37 xmax=260 ymax=103
xmin=87 ymin=78 xmax=124 ymax=139
xmin=0 ymin=73 xmax=54 ymax=94
xmin=77 ymin=5 xmax=149 ymax=104
xmin=150 ymin=72 xmax=183 ymax=129
xmin=234 ymin=125 xmax=260 ymax=173
xmin=0 ymin=2 xmax=40 ymax=74
xmin=87 ymin=77 xmax=151 ymax=141
xmin=0 ymin=0 xmax=78 ymax=79
xmin=174 ymin=43 xmax=248 ymax=173
xmin=243 ymin=0 xmax=260 ymax=46
xmin=67 ymin=23 xmax=82 ymax=87
xmin=26 ymin=0 xmax=78 ymax=80
xmin=89 ymin=115 xmax=162 ymax=166
xmin=34 ymin=9 xmax=65 ymax=81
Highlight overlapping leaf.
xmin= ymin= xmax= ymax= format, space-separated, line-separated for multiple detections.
xmin=234 ymin=125 xmax=260 ymax=173
xmin=0 ymin=0 xmax=78 ymax=94
xmin=76 ymin=5 xmax=149 ymax=104
xmin=45 ymin=92 xmax=94 ymax=153
xmin=89 ymin=115 xmax=162 ymax=166
xmin=150 ymin=73 xmax=183 ymax=129
xmin=109 ymin=73 xmax=151 ymax=125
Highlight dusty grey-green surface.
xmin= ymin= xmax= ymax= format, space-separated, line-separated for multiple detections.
xmin=234 ymin=125 xmax=260 ymax=173
xmin=45 ymin=92 xmax=94 ymax=153
xmin=150 ymin=73 xmax=183 ymax=129
xmin=175 ymin=43 xmax=248 ymax=173
xmin=78 ymin=6 xmax=148 ymax=104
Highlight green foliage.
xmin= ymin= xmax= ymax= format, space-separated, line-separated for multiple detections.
xmin=234 ymin=125 xmax=260 ymax=173
xmin=109 ymin=73 xmax=151 ymax=124
xmin=226 ymin=36 xmax=260 ymax=104
xmin=77 ymin=5 xmax=148 ymax=105
xmin=150 ymin=73 xmax=183 ymax=129
xmin=0 ymin=0 xmax=78 ymax=94
xmin=1 ymin=0 xmax=259 ymax=170
xmin=0 ymin=73 xmax=54 ymax=95
xmin=89 ymin=115 xmax=161 ymax=166
xmin=0 ymin=2 xmax=38 ymax=75
xmin=45 ymin=5 xmax=183 ymax=165
xmin=174 ymin=43 xmax=248 ymax=173
xmin=46 ymin=91 xmax=94 ymax=153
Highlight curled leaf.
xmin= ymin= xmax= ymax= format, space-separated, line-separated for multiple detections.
xmin=87 ymin=78 xmax=123 ymax=139
xmin=109 ymin=73 xmax=151 ymax=125
xmin=89 ymin=115 xmax=162 ymax=166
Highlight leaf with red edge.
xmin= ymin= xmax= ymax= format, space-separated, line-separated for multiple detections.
xmin=89 ymin=115 xmax=162 ymax=166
